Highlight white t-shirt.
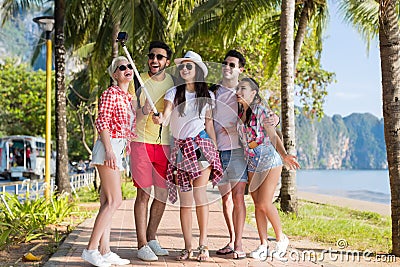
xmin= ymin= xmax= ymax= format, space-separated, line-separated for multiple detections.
xmin=213 ymin=85 xmax=242 ymax=150
xmin=164 ymin=87 xmax=215 ymax=139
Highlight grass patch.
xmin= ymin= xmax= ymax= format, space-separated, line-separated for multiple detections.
xmin=75 ymin=186 xmax=100 ymax=203
xmin=246 ymin=198 xmax=391 ymax=253
xmin=121 ymin=179 xmax=137 ymax=200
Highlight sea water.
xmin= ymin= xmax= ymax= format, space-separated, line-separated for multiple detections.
xmin=296 ymin=170 xmax=390 ymax=204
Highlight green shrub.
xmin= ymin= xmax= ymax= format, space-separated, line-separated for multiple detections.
xmin=0 ymin=193 xmax=76 ymax=249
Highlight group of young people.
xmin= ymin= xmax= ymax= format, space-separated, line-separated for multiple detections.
xmin=80 ymin=41 xmax=300 ymax=267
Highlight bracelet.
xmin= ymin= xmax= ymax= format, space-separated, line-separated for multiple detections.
xmin=141 ymin=106 xmax=148 ymax=115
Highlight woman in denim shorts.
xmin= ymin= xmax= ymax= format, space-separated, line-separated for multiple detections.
xmin=81 ymin=56 xmax=137 ymax=267
xmin=236 ymin=77 xmax=300 ymax=261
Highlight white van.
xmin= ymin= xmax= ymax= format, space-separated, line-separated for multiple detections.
xmin=0 ymin=135 xmax=56 ymax=181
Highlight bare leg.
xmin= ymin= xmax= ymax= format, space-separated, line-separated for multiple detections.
xmin=193 ymin=167 xmax=211 ymax=247
xmin=146 ymin=186 xmax=168 ymax=241
xmin=87 ymin=165 xmax=122 ymax=250
xmin=99 ymin=186 xmax=112 ymax=254
xmin=231 ymin=181 xmax=246 ymax=252
xmin=218 ymin=183 xmax=234 ymax=249
xmin=250 ymin=167 xmax=282 ymax=245
xmin=134 ymin=187 xmax=151 ymax=248
xmin=179 ymin=190 xmax=194 ymax=251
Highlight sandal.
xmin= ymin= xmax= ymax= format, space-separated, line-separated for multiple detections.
xmin=196 ymin=245 xmax=209 ymax=262
xmin=216 ymin=244 xmax=234 ymax=255
xmin=233 ymin=250 xmax=246 ymax=259
xmin=176 ymin=249 xmax=192 ymax=261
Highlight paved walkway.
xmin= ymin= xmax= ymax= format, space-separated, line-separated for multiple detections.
xmin=45 ymin=194 xmax=325 ymax=267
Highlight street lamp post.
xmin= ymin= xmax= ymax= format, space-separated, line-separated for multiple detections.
xmin=33 ymin=16 xmax=55 ymax=200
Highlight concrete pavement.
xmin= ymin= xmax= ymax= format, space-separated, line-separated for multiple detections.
xmin=45 ymin=194 xmax=322 ymax=267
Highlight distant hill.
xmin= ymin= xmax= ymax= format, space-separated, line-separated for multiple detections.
xmin=0 ymin=8 xmax=48 ymax=70
xmin=296 ymin=112 xmax=387 ymax=169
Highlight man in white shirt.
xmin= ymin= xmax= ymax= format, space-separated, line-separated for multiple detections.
xmin=213 ymin=50 xmax=248 ymax=259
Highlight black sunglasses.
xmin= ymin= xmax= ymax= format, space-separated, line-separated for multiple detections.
xmin=114 ymin=64 xmax=133 ymax=72
xmin=148 ymin=53 xmax=168 ymax=60
xmin=222 ymin=61 xmax=237 ymax=69
xmin=177 ymin=63 xmax=194 ymax=71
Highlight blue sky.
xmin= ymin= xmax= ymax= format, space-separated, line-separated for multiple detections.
xmin=318 ymin=3 xmax=382 ymax=118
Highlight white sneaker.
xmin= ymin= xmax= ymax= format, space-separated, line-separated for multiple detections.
xmin=276 ymin=234 xmax=289 ymax=257
xmin=137 ymin=245 xmax=158 ymax=261
xmin=81 ymin=249 xmax=111 ymax=267
xmin=102 ymin=251 xmax=130 ymax=265
xmin=148 ymin=240 xmax=169 ymax=256
xmin=250 ymin=245 xmax=269 ymax=260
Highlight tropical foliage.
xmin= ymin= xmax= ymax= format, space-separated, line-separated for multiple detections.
xmin=0 ymin=1 xmax=335 ymax=157
xmin=0 ymin=193 xmax=75 ymax=248
xmin=0 ymin=59 xmax=54 ymax=137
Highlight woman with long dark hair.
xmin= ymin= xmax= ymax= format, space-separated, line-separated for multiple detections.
xmin=153 ymin=51 xmax=222 ymax=262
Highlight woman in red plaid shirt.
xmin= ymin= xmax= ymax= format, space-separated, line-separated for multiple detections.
xmin=236 ymin=77 xmax=300 ymax=261
xmin=153 ymin=51 xmax=223 ymax=262
xmin=82 ymin=56 xmax=136 ymax=267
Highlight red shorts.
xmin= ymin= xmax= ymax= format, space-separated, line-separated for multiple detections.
xmin=130 ymin=142 xmax=170 ymax=189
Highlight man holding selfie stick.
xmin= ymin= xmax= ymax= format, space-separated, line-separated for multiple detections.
xmin=125 ymin=39 xmax=174 ymax=262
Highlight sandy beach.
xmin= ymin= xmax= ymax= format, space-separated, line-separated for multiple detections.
xmin=298 ymin=191 xmax=391 ymax=216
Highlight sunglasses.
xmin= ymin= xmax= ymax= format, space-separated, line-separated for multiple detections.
xmin=148 ymin=53 xmax=168 ymax=60
xmin=114 ymin=64 xmax=133 ymax=72
xmin=177 ymin=63 xmax=194 ymax=71
xmin=222 ymin=61 xmax=237 ymax=69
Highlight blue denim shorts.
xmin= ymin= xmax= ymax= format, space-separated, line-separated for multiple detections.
xmin=218 ymin=148 xmax=248 ymax=185
xmin=247 ymin=143 xmax=282 ymax=173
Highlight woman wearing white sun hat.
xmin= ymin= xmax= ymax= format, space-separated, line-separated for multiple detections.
xmin=153 ymin=51 xmax=222 ymax=262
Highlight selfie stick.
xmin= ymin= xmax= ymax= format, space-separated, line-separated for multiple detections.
xmin=116 ymin=32 xmax=159 ymax=116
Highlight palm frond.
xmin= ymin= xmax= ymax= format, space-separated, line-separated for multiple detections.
xmin=65 ymin=0 xmax=108 ymax=48
xmin=72 ymin=43 xmax=95 ymax=58
xmin=30 ymin=30 xmax=45 ymax=66
xmin=337 ymin=0 xmax=379 ymax=50
xmin=1 ymin=0 xmax=45 ymax=25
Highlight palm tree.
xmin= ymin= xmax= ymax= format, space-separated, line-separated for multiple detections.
xmin=338 ymin=0 xmax=400 ymax=255
xmin=377 ymin=0 xmax=400 ymax=255
xmin=280 ymin=0 xmax=328 ymax=212
xmin=294 ymin=0 xmax=328 ymax=67
xmin=280 ymin=0 xmax=297 ymax=213
xmin=54 ymin=0 xmax=70 ymax=193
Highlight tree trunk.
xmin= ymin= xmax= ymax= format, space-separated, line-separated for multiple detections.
xmin=294 ymin=0 xmax=312 ymax=68
xmin=112 ymin=21 xmax=120 ymax=59
xmin=280 ymin=0 xmax=298 ymax=213
xmin=54 ymin=0 xmax=70 ymax=194
xmin=379 ymin=0 xmax=400 ymax=256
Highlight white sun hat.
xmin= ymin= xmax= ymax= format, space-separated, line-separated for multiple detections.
xmin=174 ymin=50 xmax=208 ymax=78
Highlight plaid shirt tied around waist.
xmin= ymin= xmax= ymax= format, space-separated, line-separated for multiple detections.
xmin=166 ymin=134 xmax=223 ymax=204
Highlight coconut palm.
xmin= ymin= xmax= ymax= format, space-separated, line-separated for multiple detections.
xmin=54 ymin=0 xmax=70 ymax=193
xmin=280 ymin=0 xmax=297 ymax=212
xmin=338 ymin=0 xmax=400 ymax=254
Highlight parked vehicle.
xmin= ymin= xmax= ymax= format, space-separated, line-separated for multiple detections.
xmin=0 ymin=135 xmax=56 ymax=181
